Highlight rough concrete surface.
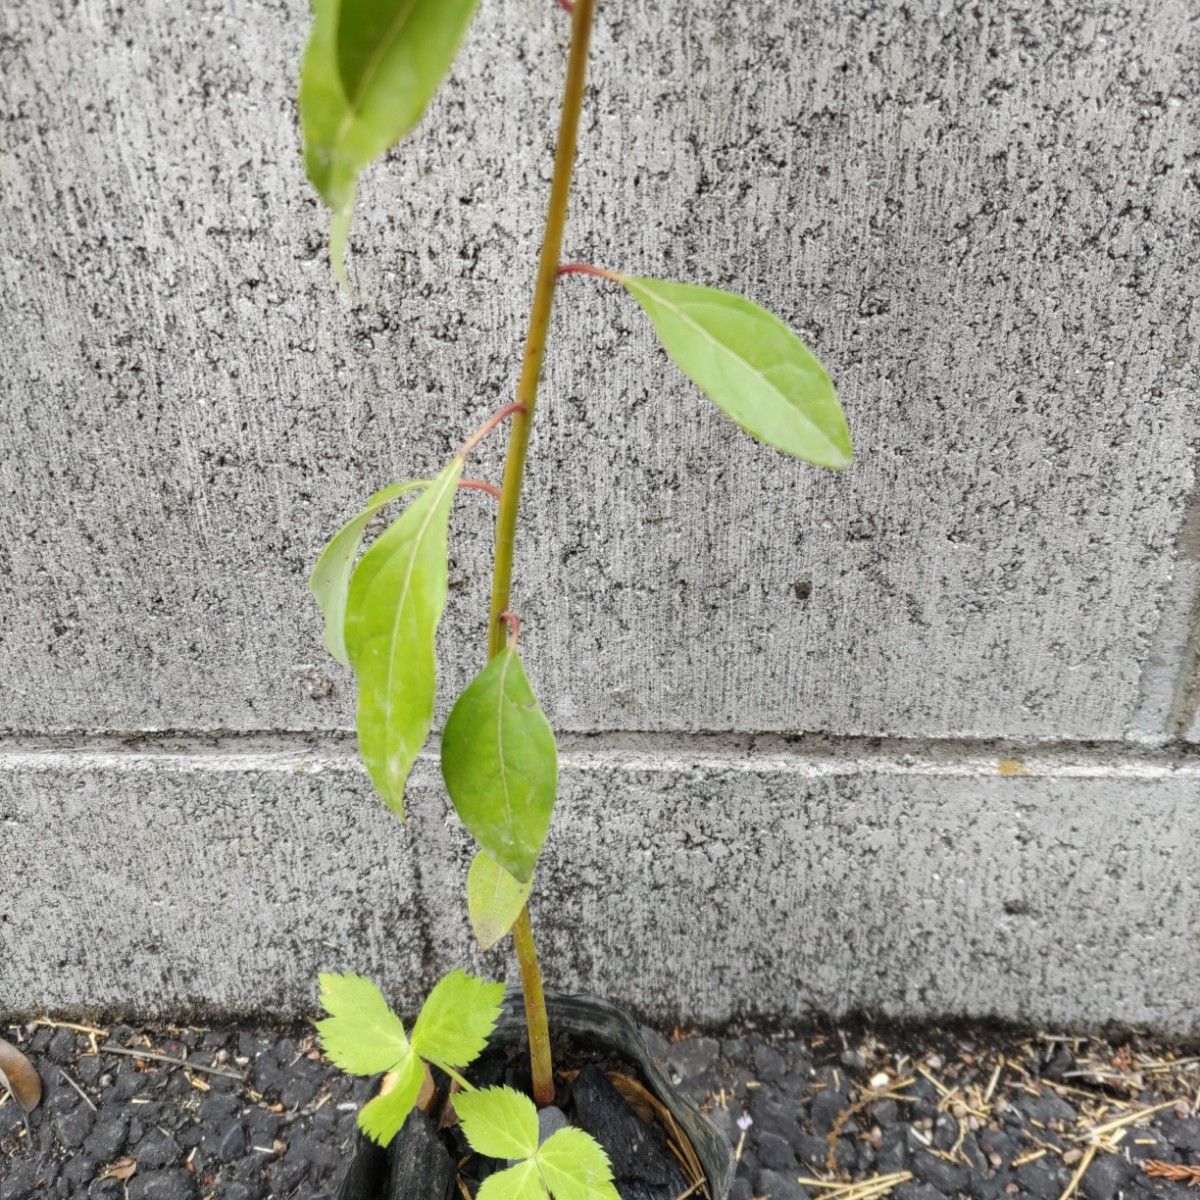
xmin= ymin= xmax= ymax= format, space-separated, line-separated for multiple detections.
xmin=1 ymin=0 xmax=1197 ymax=739
xmin=2 ymin=736 xmax=1198 ymax=1035
xmin=1 ymin=0 xmax=1199 ymax=1030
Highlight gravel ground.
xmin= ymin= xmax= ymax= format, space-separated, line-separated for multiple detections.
xmin=2 ymin=1018 xmax=1198 ymax=1200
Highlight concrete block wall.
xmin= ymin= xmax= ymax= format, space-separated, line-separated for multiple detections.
xmin=1 ymin=0 xmax=1197 ymax=1030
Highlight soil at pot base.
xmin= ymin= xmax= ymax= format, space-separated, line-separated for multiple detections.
xmin=337 ymin=994 xmax=734 ymax=1200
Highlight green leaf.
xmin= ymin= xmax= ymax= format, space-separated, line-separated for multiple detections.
xmin=454 ymin=1086 xmax=540 ymax=1160
xmin=319 ymin=969 xmax=504 ymax=1147
xmin=310 ymin=479 xmax=429 ymax=668
xmin=478 ymin=1161 xmax=547 ymax=1200
xmin=619 ymin=276 xmax=853 ymax=469
xmin=356 ymin=1052 xmax=425 ymax=1145
xmin=536 ymin=1127 xmax=619 ymax=1200
xmin=316 ymin=972 xmax=412 ymax=1076
xmin=346 ymin=457 xmax=462 ymax=817
xmin=441 ymin=645 xmax=558 ymax=883
xmin=467 ymin=850 xmax=533 ymax=951
xmin=298 ymin=0 xmax=481 ymax=277
xmin=409 ymin=968 xmax=506 ymax=1072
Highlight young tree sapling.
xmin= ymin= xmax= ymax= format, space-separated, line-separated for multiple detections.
xmin=294 ymin=0 xmax=852 ymax=1188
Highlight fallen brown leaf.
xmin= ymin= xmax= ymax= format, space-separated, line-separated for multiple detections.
xmin=99 ymin=1157 xmax=137 ymax=1182
xmin=0 ymin=1037 xmax=42 ymax=1112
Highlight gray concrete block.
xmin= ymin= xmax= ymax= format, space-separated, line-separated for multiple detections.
xmin=2 ymin=736 xmax=1197 ymax=1035
xmin=1 ymin=0 xmax=1196 ymax=741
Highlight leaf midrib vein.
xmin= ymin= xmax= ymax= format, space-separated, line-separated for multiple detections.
xmin=346 ymin=0 xmax=422 ymax=112
xmin=494 ymin=649 xmax=516 ymax=852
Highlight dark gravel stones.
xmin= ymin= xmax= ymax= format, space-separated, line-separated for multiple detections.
xmin=753 ymin=1168 xmax=810 ymax=1200
xmin=134 ymin=1128 xmax=181 ymax=1169
xmin=664 ymin=1037 xmax=720 ymax=1083
xmin=1080 ymin=1153 xmax=1137 ymax=1200
xmin=4 ymin=1021 xmax=1199 ymax=1200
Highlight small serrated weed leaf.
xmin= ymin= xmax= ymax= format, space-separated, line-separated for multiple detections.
xmin=410 ymin=968 xmax=506 ymax=1071
xmin=316 ymin=972 xmax=411 ymax=1076
xmin=454 ymin=1085 xmax=540 ymax=1160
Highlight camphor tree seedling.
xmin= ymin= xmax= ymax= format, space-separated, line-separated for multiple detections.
xmin=296 ymin=0 xmax=852 ymax=1189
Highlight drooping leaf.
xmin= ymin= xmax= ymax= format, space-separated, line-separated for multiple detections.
xmin=0 ymin=1037 xmax=41 ymax=1112
xmin=310 ymin=479 xmax=429 ymax=667
xmin=357 ymin=1052 xmax=425 ymax=1145
xmin=409 ymin=968 xmax=506 ymax=1072
xmin=478 ymin=1160 xmax=547 ymax=1200
xmin=441 ymin=645 xmax=558 ymax=883
xmin=346 ymin=457 xmax=462 ymax=817
xmin=454 ymin=1085 xmax=540 ymax=1160
xmin=467 ymin=850 xmax=533 ymax=951
xmin=316 ymin=972 xmax=412 ymax=1076
xmin=298 ymin=0 xmax=481 ymax=278
xmin=619 ymin=277 xmax=853 ymax=469
xmin=536 ymin=1127 xmax=619 ymax=1200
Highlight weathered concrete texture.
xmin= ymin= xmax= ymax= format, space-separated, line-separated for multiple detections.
xmin=3 ymin=737 xmax=1197 ymax=1035
xmin=1 ymin=1 xmax=1197 ymax=741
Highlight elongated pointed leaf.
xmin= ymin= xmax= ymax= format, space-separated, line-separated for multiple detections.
xmin=310 ymin=480 xmax=429 ymax=667
xmin=536 ymin=1128 xmax=619 ymax=1200
xmin=441 ymin=646 xmax=557 ymax=883
xmin=409 ymin=969 xmax=505 ymax=1072
xmin=316 ymin=972 xmax=412 ymax=1076
xmin=619 ymin=277 xmax=852 ymax=469
xmin=455 ymin=1086 xmax=540 ymax=1160
xmin=479 ymin=1161 xmax=547 ymax=1200
xmin=467 ymin=850 xmax=532 ymax=951
xmin=346 ymin=457 xmax=462 ymax=817
xmin=299 ymin=0 xmax=481 ymax=277
xmin=357 ymin=1052 xmax=426 ymax=1145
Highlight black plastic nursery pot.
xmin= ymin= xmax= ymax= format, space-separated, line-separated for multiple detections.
xmin=337 ymin=990 xmax=735 ymax=1200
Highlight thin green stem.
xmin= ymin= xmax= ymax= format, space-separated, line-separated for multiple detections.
xmin=487 ymin=0 xmax=595 ymax=659
xmin=485 ymin=0 xmax=596 ymax=1108
xmin=511 ymin=907 xmax=555 ymax=1106
xmin=441 ymin=1065 xmax=475 ymax=1092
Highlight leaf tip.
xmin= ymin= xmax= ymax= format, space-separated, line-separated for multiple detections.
xmin=827 ymin=443 xmax=854 ymax=470
xmin=381 ymin=790 xmax=410 ymax=822
xmin=316 ymin=970 xmax=343 ymax=1009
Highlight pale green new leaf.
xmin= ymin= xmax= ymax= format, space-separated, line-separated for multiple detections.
xmin=454 ymin=1086 xmax=540 ymax=1161
xmin=620 ymin=277 xmax=853 ymax=470
xmin=478 ymin=1161 xmax=547 ymax=1200
xmin=310 ymin=479 xmax=429 ymax=667
xmin=441 ymin=646 xmax=558 ymax=882
xmin=467 ymin=850 xmax=532 ymax=951
xmin=409 ymin=968 xmax=506 ymax=1071
xmin=356 ymin=1052 xmax=425 ymax=1145
xmin=316 ymin=972 xmax=412 ymax=1076
xmin=536 ymin=1127 xmax=619 ymax=1200
xmin=298 ymin=0 xmax=481 ymax=279
xmin=346 ymin=457 xmax=462 ymax=817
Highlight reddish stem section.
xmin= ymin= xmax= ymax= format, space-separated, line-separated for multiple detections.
xmin=458 ymin=403 xmax=526 ymax=459
xmin=556 ymin=0 xmax=574 ymax=11
xmin=556 ymin=262 xmax=619 ymax=282
xmin=459 ymin=479 xmax=502 ymax=500
xmin=498 ymin=610 xmax=521 ymax=646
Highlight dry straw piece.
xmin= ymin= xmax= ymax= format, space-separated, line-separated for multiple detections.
xmin=797 ymin=1171 xmax=913 ymax=1200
